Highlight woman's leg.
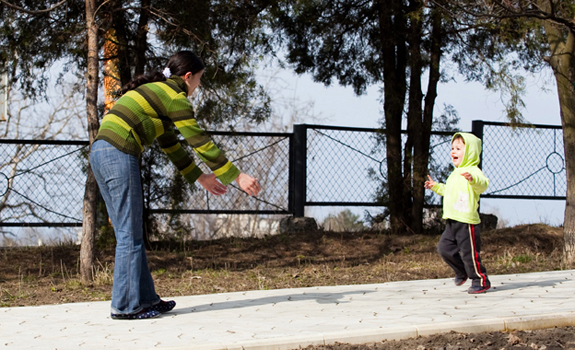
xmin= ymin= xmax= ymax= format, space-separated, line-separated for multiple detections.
xmin=90 ymin=140 xmax=158 ymax=315
xmin=139 ymin=248 xmax=160 ymax=308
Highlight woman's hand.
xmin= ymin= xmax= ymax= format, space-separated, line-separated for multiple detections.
xmin=198 ymin=173 xmax=228 ymax=195
xmin=235 ymin=173 xmax=261 ymax=196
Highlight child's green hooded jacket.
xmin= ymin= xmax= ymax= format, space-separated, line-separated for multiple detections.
xmin=430 ymin=132 xmax=489 ymax=224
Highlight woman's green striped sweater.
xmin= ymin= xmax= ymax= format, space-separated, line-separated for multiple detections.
xmin=95 ymin=76 xmax=240 ymax=185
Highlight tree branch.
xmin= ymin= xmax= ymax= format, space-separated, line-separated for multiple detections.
xmin=0 ymin=0 xmax=68 ymax=15
xmin=430 ymin=0 xmax=575 ymax=33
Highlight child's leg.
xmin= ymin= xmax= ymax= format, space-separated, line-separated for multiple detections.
xmin=437 ymin=220 xmax=467 ymax=279
xmin=453 ymin=222 xmax=489 ymax=288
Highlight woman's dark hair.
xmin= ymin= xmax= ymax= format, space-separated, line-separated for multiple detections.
xmin=121 ymin=71 xmax=165 ymax=95
xmin=121 ymin=50 xmax=205 ymax=94
xmin=166 ymin=50 xmax=204 ymax=76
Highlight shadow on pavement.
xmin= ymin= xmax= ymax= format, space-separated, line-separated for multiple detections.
xmin=172 ymin=289 xmax=376 ymax=314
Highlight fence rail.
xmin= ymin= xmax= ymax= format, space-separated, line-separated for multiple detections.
xmin=0 ymin=121 xmax=566 ymax=227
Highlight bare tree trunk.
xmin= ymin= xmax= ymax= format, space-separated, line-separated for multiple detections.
xmin=413 ymin=6 xmax=442 ymax=233
xmin=134 ymin=0 xmax=150 ymax=78
xmin=80 ymin=0 xmax=100 ymax=283
xmin=378 ymin=0 xmax=408 ymax=234
xmin=103 ymin=28 xmax=120 ymax=113
xmin=543 ymin=21 xmax=575 ymax=263
xmin=406 ymin=2 xmax=424 ymax=233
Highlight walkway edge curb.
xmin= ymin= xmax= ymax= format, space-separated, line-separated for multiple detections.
xmin=158 ymin=311 xmax=575 ymax=350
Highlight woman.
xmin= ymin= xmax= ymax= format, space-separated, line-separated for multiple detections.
xmin=90 ymin=51 xmax=261 ymax=320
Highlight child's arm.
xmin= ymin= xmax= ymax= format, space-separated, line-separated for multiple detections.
xmin=424 ymin=175 xmax=445 ymax=196
xmin=461 ymin=170 xmax=489 ymax=194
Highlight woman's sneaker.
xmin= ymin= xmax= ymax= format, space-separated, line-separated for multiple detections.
xmin=148 ymin=299 xmax=176 ymax=313
xmin=111 ymin=309 xmax=161 ymax=320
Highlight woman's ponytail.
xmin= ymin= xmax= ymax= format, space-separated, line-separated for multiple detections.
xmin=120 ymin=51 xmax=204 ymax=95
xmin=120 ymin=71 xmax=165 ymax=95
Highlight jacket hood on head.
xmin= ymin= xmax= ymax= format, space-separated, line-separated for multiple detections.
xmin=453 ymin=132 xmax=482 ymax=168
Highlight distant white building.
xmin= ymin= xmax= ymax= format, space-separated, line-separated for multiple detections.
xmin=214 ymin=214 xmax=280 ymax=238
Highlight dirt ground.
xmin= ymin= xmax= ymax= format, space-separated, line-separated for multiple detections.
xmin=304 ymin=327 xmax=575 ymax=349
xmin=1 ymin=223 xmax=573 ymax=349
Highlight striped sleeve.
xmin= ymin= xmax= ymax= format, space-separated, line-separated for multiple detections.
xmin=166 ymin=95 xmax=240 ymax=186
xmin=156 ymin=128 xmax=204 ymax=184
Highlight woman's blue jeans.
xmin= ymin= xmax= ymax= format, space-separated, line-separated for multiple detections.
xmin=90 ymin=140 xmax=160 ymax=315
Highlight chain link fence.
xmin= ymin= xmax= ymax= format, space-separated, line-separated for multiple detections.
xmin=0 ymin=132 xmax=291 ymax=231
xmin=476 ymin=121 xmax=566 ymax=199
xmin=143 ymin=131 xmax=291 ymax=214
xmin=303 ymin=125 xmax=455 ymax=207
xmin=0 ymin=122 xmax=566 ymax=235
xmin=0 ymin=140 xmax=88 ymax=227
xmin=305 ymin=125 xmax=385 ymax=204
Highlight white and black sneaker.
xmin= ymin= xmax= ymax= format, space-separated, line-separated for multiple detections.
xmin=111 ymin=309 xmax=161 ymax=320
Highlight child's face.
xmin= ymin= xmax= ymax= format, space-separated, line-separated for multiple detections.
xmin=451 ymin=138 xmax=465 ymax=167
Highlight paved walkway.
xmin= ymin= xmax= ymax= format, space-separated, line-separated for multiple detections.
xmin=1 ymin=270 xmax=575 ymax=350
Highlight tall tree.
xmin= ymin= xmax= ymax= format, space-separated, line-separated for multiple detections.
xmin=97 ymin=1 xmax=274 ymax=126
xmin=437 ymin=0 xmax=575 ymax=262
xmin=79 ymin=0 xmax=100 ymax=283
xmin=271 ymin=0 xmax=453 ymax=233
xmin=0 ymin=0 xmax=276 ymax=278
xmin=0 ymin=0 xmax=86 ymax=97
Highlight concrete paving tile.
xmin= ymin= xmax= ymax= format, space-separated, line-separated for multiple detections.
xmin=1 ymin=270 xmax=575 ymax=350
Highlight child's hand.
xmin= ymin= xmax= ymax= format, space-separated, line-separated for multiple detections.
xmin=461 ymin=172 xmax=474 ymax=182
xmin=424 ymin=175 xmax=436 ymax=189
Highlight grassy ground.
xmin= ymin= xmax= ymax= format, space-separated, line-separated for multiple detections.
xmin=2 ymin=223 xmax=574 ymax=350
xmin=0 ymin=223 xmax=567 ymax=307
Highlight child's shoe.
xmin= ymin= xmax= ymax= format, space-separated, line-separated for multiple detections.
xmin=467 ymin=281 xmax=491 ymax=294
xmin=454 ymin=276 xmax=467 ymax=286
xmin=111 ymin=309 xmax=161 ymax=320
xmin=148 ymin=299 xmax=176 ymax=313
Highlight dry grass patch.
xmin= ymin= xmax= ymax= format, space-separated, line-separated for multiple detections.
xmin=0 ymin=224 xmax=569 ymax=307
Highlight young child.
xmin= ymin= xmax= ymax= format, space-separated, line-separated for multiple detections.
xmin=424 ymin=132 xmax=490 ymax=294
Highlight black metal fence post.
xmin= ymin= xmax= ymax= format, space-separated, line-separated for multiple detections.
xmin=472 ymin=120 xmax=485 ymax=210
xmin=472 ymin=120 xmax=485 ymax=169
xmin=290 ymin=124 xmax=307 ymax=217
